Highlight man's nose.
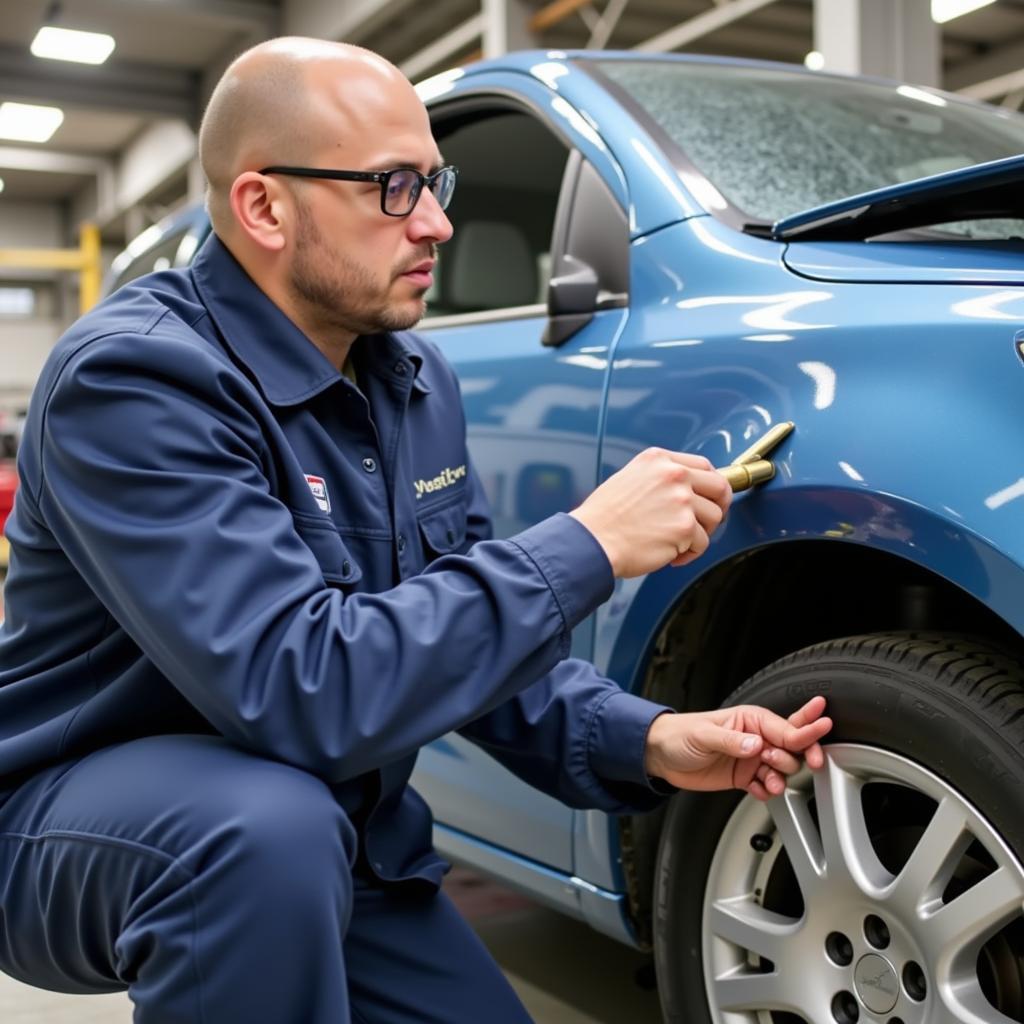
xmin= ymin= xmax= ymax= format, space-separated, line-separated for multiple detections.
xmin=408 ymin=187 xmax=453 ymax=244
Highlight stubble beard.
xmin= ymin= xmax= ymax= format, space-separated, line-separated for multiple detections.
xmin=289 ymin=199 xmax=432 ymax=337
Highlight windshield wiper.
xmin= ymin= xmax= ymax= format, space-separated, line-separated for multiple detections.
xmin=771 ymin=153 xmax=1024 ymax=242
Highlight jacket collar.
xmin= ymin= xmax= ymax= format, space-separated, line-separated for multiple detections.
xmin=191 ymin=233 xmax=429 ymax=406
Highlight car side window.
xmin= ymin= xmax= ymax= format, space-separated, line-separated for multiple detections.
xmin=425 ymin=107 xmax=570 ymax=318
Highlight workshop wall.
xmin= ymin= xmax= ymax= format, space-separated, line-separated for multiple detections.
xmin=0 ymin=203 xmax=69 ymax=403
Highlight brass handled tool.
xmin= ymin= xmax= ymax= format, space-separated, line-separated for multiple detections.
xmin=716 ymin=421 xmax=794 ymax=493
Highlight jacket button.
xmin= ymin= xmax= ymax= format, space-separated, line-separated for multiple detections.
xmin=362 ymin=457 xmax=377 ymax=473
xmin=341 ymin=560 xmax=351 ymax=577
xmin=394 ymin=361 xmax=407 ymax=375
xmin=396 ymin=533 xmax=407 ymax=553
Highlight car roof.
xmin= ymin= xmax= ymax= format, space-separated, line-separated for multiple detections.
xmin=452 ymin=48 xmax=993 ymax=115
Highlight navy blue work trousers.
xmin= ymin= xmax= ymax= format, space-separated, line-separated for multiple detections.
xmin=0 ymin=735 xmax=535 ymax=1023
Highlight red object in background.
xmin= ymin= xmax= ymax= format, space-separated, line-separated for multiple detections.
xmin=0 ymin=460 xmax=17 ymax=536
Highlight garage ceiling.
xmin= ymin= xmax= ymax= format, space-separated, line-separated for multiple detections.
xmin=0 ymin=0 xmax=279 ymax=231
xmin=0 ymin=0 xmax=270 ymax=68
xmin=0 ymin=166 xmax=95 ymax=203
xmin=3 ymin=0 xmax=1024 ymax=220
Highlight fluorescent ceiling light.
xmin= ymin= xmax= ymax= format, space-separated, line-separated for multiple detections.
xmin=931 ymin=0 xmax=996 ymax=23
xmin=31 ymin=25 xmax=115 ymax=64
xmin=0 ymin=102 xmax=65 ymax=143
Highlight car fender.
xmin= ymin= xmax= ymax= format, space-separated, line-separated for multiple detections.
xmin=594 ymin=487 xmax=1024 ymax=697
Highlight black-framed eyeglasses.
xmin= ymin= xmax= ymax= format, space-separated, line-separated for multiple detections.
xmin=259 ymin=164 xmax=458 ymax=217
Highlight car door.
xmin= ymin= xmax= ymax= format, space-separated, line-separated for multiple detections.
xmin=412 ymin=76 xmax=631 ymax=873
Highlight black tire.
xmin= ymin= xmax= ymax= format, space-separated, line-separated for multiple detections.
xmin=653 ymin=632 xmax=1024 ymax=1024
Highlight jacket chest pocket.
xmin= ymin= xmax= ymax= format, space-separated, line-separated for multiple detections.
xmin=292 ymin=512 xmax=363 ymax=586
xmin=416 ymin=498 xmax=468 ymax=560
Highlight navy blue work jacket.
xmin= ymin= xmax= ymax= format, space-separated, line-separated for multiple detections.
xmin=0 ymin=235 xmax=669 ymax=886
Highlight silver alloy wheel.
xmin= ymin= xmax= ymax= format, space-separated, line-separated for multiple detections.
xmin=701 ymin=744 xmax=1024 ymax=1024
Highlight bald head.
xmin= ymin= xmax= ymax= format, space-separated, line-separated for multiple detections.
xmin=198 ymin=37 xmax=417 ymax=234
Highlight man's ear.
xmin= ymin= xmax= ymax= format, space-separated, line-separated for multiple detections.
xmin=229 ymin=172 xmax=288 ymax=252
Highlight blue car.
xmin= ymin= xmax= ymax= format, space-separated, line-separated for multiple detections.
xmin=110 ymin=51 xmax=1024 ymax=1024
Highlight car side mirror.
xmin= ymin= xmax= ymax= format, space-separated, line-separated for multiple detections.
xmin=542 ymin=257 xmax=599 ymax=347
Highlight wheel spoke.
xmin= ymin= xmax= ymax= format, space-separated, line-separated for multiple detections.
xmin=708 ymin=896 xmax=799 ymax=964
xmin=813 ymin=755 xmax=892 ymax=897
xmin=712 ymin=965 xmax=811 ymax=1015
xmin=887 ymin=796 xmax=971 ymax=917
xmin=926 ymin=864 xmax=1024 ymax=964
xmin=941 ymin=975 xmax=1023 ymax=1024
xmin=701 ymin=737 xmax=1024 ymax=1024
xmin=766 ymin=787 xmax=825 ymax=897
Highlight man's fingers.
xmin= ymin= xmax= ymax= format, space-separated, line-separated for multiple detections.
xmin=669 ymin=521 xmax=709 ymax=566
xmin=790 ymin=716 xmax=833 ymax=749
xmin=761 ymin=746 xmax=801 ymax=775
xmin=752 ymin=704 xmax=833 ymax=754
xmin=804 ymin=741 xmax=826 ymax=771
xmin=788 ymin=695 xmax=828 ymax=729
xmin=686 ymin=467 xmax=733 ymax=510
xmin=671 ymin=549 xmax=701 ymax=568
xmin=687 ymin=520 xmax=710 ymax=559
xmin=746 ymin=778 xmax=772 ymax=802
xmin=706 ymin=725 xmax=763 ymax=759
xmin=691 ymin=493 xmax=726 ymax=534
xmin=661 ymin=452 xmax=732 ymax=507
xmin=663 ymin=451 xmax=715 ymax=471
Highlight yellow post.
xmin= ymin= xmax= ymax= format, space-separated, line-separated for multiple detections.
xmin=79 ymin=223 xmax=101 ymax=313
xmin=0 ymin=249 xmax=81 ymax=270
xmin=0 ymin=222 xmax=103 ymax=314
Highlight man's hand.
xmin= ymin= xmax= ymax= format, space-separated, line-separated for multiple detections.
xmin=569 ymin=448 xmax=732 ymax=578
xmin=644 ymin=696 xmax=832 ymax=801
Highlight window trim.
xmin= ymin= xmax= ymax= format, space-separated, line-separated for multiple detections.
xmin=420 ymin=303 xmax=548 ymax=330
xmin=421 ymin=92 xmax=574 ymax=327
xmin=420 ymin=90 xmax=628 ymax=334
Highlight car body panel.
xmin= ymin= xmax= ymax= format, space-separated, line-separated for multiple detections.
xmin=412 ymin=302 xmax=630 ymax=870
xmin=598 ymin=214 xmax=1024 ymax=678
xmin=413 ymin=62 xmax=1024 ymax=925
xmin=782 ymin=238 xmax=1024 ymax=283
xmin=422 ymin=208 xmax=1024 ymax=934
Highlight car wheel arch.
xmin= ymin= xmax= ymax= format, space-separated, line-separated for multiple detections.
xmin=614 ymin=536 xmax=1024 ymax=947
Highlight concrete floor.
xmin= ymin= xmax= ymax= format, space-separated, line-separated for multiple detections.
xmin=0 ymin=866 xmax=663 ymax=1023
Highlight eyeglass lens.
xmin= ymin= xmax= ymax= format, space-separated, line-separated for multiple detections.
xmin=385 ymin=168 xmax=455 ymax=215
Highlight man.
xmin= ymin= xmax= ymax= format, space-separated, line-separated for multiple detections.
xmin=0 ymin=38 xmax=830 ymax=1024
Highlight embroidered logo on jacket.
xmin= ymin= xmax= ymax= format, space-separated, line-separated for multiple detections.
xmin=414 ymin=464 xmax=466 ymax=500
xmin=305 ymin=474 xmax=331 ymax=513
